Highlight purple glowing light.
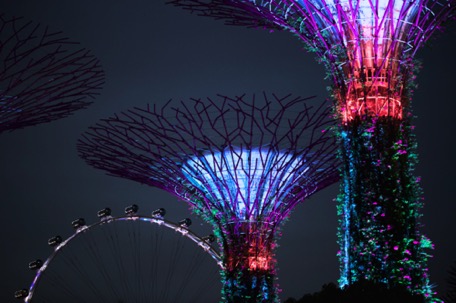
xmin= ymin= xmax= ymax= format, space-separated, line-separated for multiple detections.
xmin=169 ymin=0 xmax=454 ymax=120
xmin=169 ymin=0 xmax=453 ymax=59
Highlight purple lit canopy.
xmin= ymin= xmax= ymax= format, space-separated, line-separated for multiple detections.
xmin=167 ymin=1 xmax=456 ymax=298
xmin=168 ymin=0 xmax=454 ymax=60
xmin=0 ymin=14 xmax=104 ymax=133
xmin=168 ymin=0 xmax=455 ymax=120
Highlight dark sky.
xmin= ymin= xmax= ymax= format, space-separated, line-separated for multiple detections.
xmin=0 ymin=1 xmax=455 ymax=302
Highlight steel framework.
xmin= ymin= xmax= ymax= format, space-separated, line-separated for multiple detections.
xmin=168 ymin=0 xmax=455 ymax=299
xmin=168 ymin=0 xmax=453 ymax=120
xmin=78 ymin=93 xmax=340 ymax=303
xmin=0 ymin=14 xmax=104 ymax=133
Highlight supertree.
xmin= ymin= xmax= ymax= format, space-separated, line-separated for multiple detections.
xmin=78 ymin=93 xmax=340 ymax=303
xmin=167 ymin=0 xmax=455 ymax=299
xmin=0 ymin=13 xmax=104 ymax=133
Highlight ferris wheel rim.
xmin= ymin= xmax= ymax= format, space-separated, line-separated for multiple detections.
xmin=23 ymin=213 xmax=222 ymax=303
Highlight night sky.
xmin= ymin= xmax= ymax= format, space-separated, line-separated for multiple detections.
xmin=0 ymin=1 xmax=455 ymax=302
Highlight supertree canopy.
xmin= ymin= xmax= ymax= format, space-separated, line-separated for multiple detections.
xmin=167 ymin=0 xmax=455 ymax=300
xmin=167 ymin=0 xmax=453 ymax=120
xmin=0 ymin=14 xmax=104 ymax=133
xmin=78 ymin=93 xmax=340 ymax=303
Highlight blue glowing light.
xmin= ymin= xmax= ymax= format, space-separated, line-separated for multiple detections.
xmin=181 ymin=147 xmax=308 ymax=219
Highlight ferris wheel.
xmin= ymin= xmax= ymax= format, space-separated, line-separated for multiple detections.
xmin=15 ymin=205 xmax=222 ymax=303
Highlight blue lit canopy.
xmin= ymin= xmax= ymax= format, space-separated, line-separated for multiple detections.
xmin=78 ymin=93 xmax=341 ymax=302
xmin=79 ymin=93 xmax=340 ymax=226
xmin=182 ymin=147 xmax=309 ymax=219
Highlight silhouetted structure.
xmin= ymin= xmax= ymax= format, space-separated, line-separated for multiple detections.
xmin=168 ymin=0 xmax=455 ymax=298
xmin=0 ymin=13 xmax=104 ymax=133
xmin=78 ymin=93 xmax=340 ymax=303
xmin=284 ymin=280 xmax=425 ymax=303
xmin=442 ymin=261 xmax=456 ymax=303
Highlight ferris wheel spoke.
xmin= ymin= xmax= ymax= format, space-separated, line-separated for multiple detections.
xmin=18 ymin=206 xmax=222 ymax=303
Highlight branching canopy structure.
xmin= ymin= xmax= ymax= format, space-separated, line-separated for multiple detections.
xmin=168 ymin=0 xmax=455 ymax=299
xmin=78 ymin=93 xmax=340 ymax=303
xmin=0 ymin=14 xmax=104 ymax=133
xmin=168 ymin=0 xmax=454 ymax=121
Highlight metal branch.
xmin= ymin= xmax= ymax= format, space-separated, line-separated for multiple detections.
xmin=0 ymin=14 xmax=105 ymax=132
